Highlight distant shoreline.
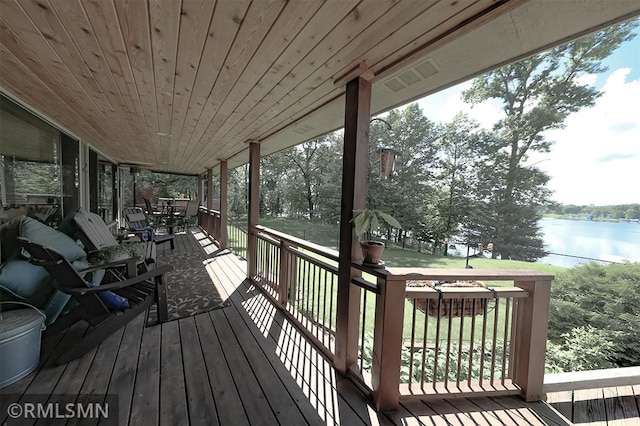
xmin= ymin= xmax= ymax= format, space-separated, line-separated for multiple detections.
xmin=542 ymin=214 xmax=637 ymax=223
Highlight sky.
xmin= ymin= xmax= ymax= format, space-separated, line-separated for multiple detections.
xmin=414 ymin=29 xmax=640 ymax=207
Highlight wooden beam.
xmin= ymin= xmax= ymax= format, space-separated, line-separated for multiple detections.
xmin=513 ymin=279 xmax=552 ymax=401
xmin=197 ymin=174 xmax=203 ymax=206
xmin=247 ymin=142 xmax=260 ymax=278
xmin=371 ymin=275 xmax=405 ymax=411
xmin=220 ymin=160 xmax=229 ymax=249
xmin=206 ymin=168 xmax=213 ymax=235
xmin=206 ymin=168 xmax=213 ymax=211
xmin=335 ymin=76 xmax=371 ymax=375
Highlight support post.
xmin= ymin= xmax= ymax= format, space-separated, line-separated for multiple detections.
xmin=197 ymin=174 xmax=203 ymax=205
xmin=247 ymin=142 xmax=260 ymax=279
xmin=512 ymin=279 xmax=551 ymax=401
xmin=277 ymin=241 xmax=290 ymax=307
xmin=196 ymin=174 xmax=203 ymax=228
xmin=335 ymin=76 xmax=371 ymax=374
xmin=207 ymin=168 xmax=213 ymax=236
xmin=220 ymin=160 xmax=229 ymax=249
xmin=372 ymin=275 xmax=405 ymax=411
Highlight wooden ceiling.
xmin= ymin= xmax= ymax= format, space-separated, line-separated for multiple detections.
xmin=1 ymin=0 xmax=639 ymax=175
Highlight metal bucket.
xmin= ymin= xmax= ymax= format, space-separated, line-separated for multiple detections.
xmin=0 ymin=308 xmax=45 ymax=388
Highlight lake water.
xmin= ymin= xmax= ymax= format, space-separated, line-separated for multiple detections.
xmin=538 ymin=217 xmax=640 ymax=268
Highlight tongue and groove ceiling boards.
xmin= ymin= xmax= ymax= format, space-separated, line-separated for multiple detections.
xmin=1 ymin=0 xmax=638 ymax=174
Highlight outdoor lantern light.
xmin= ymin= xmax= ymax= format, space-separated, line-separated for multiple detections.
xmin=379 ymin=147 xmax=397 ymax=180
xmin=370 ymin=117 xmax=396 ymax=180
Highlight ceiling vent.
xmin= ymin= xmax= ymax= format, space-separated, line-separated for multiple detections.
xmin=293 ymin=124 xmax=315 ymax=135
xmin=383 ymin=58 xmax=439 ymax=93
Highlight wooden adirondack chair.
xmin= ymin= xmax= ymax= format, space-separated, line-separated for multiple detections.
xmin=125 ymin=212 xmax=175 ymax=250
xmin=18 ymin=237 xmax=171 ymax=365
xmin=73 ymin=210 xmax=156 ymax=269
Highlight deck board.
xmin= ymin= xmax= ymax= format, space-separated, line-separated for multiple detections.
xmin=158 ymin=321 xmax=188 ymax=426
xmin=129 ymin=318 xmax=161 ymax=425
xmin=67 ymin=326 xmax=126 ymax=426
xmin=178 ymin=317 xmax=218 ymax=426
xmin=105 ymin=312 xmax=145 ymax=426
xmin=193 ymin=313 xmax=249 ymax=426
xmin=4 ymin=229 xmax=638 ymax=426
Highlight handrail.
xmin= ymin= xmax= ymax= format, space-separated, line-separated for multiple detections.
xmin=349 ymin=266 xmax=553 ymax=410
xmin=196 ymin=212 xmax=554 ymax=411
xmin=544 ymin=366 xmax=640 ymax=393
xmin=255 ymin=225 xmax=339 ymax=262
xmin=359 ymin=266 xmax=554 ymax=282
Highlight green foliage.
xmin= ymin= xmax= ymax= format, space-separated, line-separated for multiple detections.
xmin=360 ymin=333 xmax=507 ymax=384
xmin=352 ymin=209 xmax=402 ymax=240
xmin=92 ymin=242 xmax=145 ymax=262
xmin=545 ymin=203 xmax=640 ymax=220
xmin=8 ymin=160 xmax=60 ymax=195
xmin=546 ymin=326 xmax=618 ymax=373
xmin=135 ymin=170 xmax=196 ymax=202
xmin=461 ymin=21 xmax=637 ymax=261
xmin=548 ymin=262 xmax=640 ymax=367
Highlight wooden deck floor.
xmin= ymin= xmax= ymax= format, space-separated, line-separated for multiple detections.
xmin=2 ymin=228 xmax=635 ymax=425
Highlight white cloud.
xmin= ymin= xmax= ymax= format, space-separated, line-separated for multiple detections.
xmin=414 ymin=68 xmax=640 ymax=206
xmin=416 ymin=82 xmax=502 ymax=129
xmin=540 ymin=68 xmax=640 ymax=205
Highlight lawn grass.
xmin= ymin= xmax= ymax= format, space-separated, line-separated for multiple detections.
xmin=244 ymin=216 xmax=567 ymax=343
xmin=259 ymin=216 xmax=567 ymax=277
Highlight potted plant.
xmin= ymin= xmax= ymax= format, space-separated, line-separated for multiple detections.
xmin=352 ymin=208 xmax=402 ymax=265
xmin=94 ymin=242 xmax=145 ymax=263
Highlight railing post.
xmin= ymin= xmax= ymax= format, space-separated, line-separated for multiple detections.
xmin=247 ymin=142 xmax=260 ymax=278
xmin=277 ymin=241 xmax=290 ymax=307
xmin=206 ymin=168 xmax=213 ymax=238
xmin=371 ymin=274 xmax=406 ymax=411
xmin=512 ymin=279 xmax=551 ymax=401
xmin=219 ymin=160 xmax=228 ymax=248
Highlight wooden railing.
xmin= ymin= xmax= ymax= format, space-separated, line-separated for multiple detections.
xmin=198 ymin=207 xmax=220 ymax=241
xmin=228 ymin=218 xmax=248 ymax=259
xmin=196 ymin=210 xmax=553 ymax=411
xmin=351 ymin=266 xmax=553 ymax=410
xmin=253 ymin=225 xmax=339 ymax=358
xmin=198 ymin=208 xmax=247 ymax=258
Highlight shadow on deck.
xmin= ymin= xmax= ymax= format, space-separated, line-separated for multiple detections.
xmin=2 ymin=228 xmax=633 ymax=425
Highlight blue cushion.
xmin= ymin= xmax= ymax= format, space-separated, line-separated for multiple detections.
xmin=0 ymin=258 xmax=53 ymax=307
xmin=20 ymin=216 xmax=87 ymax=261
xmin=87 ymin=282 xmax=130 ymax=311
xmin=42 ymin=290 xmax=71 ymax=326
xmin=56 ymin=208 xmax=89 ymax=240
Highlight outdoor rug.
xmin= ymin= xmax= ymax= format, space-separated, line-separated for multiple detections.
xmin=146 ymin=251 xmax=230 ymax=326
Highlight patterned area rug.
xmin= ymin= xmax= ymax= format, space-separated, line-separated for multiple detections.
xmin=146 ymin=251 xmax=229 ymax=325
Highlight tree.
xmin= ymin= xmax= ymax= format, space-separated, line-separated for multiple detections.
xmin=431 ymin=114 xmax=484 ymax=255
xmin=260 ymin=152 xmax=290 ymax=217
xmin=462 ymin=21 xmax=637 ymax=260
xmin=546 ymin=326 xmax=618 ymax=373
xmin=548 ymin=262 xmax=640 ymax=367
xmin=367 ymin=105 xmax=438 ymax=244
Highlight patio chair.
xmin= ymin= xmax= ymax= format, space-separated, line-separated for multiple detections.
xmin=125 ymin=212 xmax=175 ymax=250
xmin=17 ymin=237 xmax=170 ymax=365
xmin=72 ymin=210 xmax=156 ymax=272
xmin=176 ymin=200 xmax=199 ymax=232
xmin=31 ymin=206 xmax=60 ymax=227
xmin=143 ymin=197 xmax=166 ymax=226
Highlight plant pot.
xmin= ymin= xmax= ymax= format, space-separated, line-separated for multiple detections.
xmin=108 ymin=251 xmax=130 ymax=262
xmin=359 ymin=241 xmax=385 ymax=265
